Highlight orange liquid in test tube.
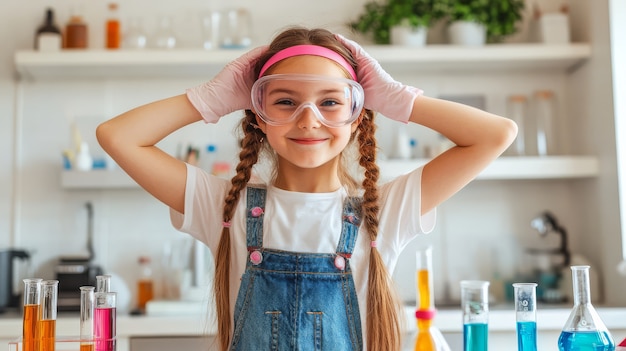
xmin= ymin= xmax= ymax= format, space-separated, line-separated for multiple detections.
xmin=81 ymin=344 xmax=95 ymax=351
xmin=22 ymin=304 xmax=39 ymax=351
xmin=417 ymin=269 xmax=431 ymax=310
xmin=415 ymin=269 xmax=435 ymax=351
xmin=37 ymin=319 xmax=56 ymax=351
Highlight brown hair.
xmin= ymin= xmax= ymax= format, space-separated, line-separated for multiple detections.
xmin=214 ymin=27 xmax=403 ymax=351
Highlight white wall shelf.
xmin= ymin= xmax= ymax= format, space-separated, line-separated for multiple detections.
xmin=15 ymin=43 xmax=591 ymax=80
xmin=61 ymin=156 xmax=599 ymax=189
xmin=379 ymin=156 xmax=599 ymax=181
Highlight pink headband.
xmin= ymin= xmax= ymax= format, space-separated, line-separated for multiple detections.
xmin=258 ymin=44 xmax=357 ymax=80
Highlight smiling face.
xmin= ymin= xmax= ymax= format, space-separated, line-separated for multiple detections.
xmin=254 ymin=55 xmax=361 ymax=191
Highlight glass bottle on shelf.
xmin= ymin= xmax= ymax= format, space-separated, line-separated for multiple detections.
xmin=35 ymin=8 xmax=62 ymax=51
xmin=152 ymin=16 xmax=177 ymax=49
xmin=105 ymin=3 xmax=121 ymax=49
xmin=558 ymin=265 xmax=615 ymax=351
xmin=123 ymin=17 xmax=148 ymax=49
xmin=506 ymin=94 xmax=528 ymax=156
xmin=533 ymin=90 xmax=559 ymax=156
xmin=137 ymin=256 xmax=154 ymax=313
xmin=64 ymin=5 xmax=88 ymax=49
xmin=413 ymin=246 xmax=451 ymax=351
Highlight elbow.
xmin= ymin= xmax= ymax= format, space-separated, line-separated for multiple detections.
xmin=95 ymin=121 xmax=117 ymax=155
xmin=492 ymin=117 xmax=518 ymax=153
xmin=502 ymin=118 xmax=519 ymax=148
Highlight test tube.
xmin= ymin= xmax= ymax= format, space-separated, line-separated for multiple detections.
xmin=513 ymin=283 xmax=538 ymax=351
xmin=95 ymin=292 xmax=116 ymax=351
xmin=37 ymin=280 xmax=59 ymax=351
xmin=22 ymin=278 xmax=42 ymax=351
xmin=96 ymin=275 xmax=111 ymax=293
xmin=80 ymin=286 xmax=96 ymax=351
xmin=460 ymin=280 xmax=490 ymax=351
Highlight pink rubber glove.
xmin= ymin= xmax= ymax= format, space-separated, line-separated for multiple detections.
xmin=186 ymin=46 xmax=267 ymax=123
xmin=336 ymin=34 xmax=423 ymax=123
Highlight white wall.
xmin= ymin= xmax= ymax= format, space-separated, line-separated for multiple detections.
xmin=2 ymin=0 xmax=623 ymax=311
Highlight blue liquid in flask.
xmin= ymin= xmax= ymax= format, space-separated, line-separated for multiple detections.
xmin=517 ymin=321 xmax=538 ymax=351
xmin=558 ymin=331 xmax=615 ymax=351
xmin=464 ymin=323 xmax=488 ymax=351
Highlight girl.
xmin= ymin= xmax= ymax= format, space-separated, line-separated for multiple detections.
xmin=97 ymin=28 xmax=517 ymax=351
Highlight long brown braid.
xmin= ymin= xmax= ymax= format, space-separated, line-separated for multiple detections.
xmin=214 ymin=111 xmax=265 ymax=351
xmin=358 ymin=111 xmax=403 ymax=350
xmin=214 ymin=27 xmax=403 ymax=351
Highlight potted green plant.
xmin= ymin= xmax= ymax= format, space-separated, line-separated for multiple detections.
xmin=349 ymin=0 xmax=447 ymax=45
xmin=443 ymin=0 xmax=525 ymax=45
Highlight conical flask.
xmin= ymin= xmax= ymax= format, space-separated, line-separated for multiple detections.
xmin=558 ymin=265 xmax=615 ymax=351
xmin=413 ymin=246 xmax=451 ymax=351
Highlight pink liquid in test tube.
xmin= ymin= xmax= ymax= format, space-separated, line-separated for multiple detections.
xmin=94 ymin=292 xmax=116 ymax=351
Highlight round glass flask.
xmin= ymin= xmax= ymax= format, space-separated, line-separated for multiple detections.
xmin=558 ymin=265 xmax=615 ymax=351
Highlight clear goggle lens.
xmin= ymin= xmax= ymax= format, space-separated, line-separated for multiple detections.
xmin=251 ymin=74 xmax=364 ymax=128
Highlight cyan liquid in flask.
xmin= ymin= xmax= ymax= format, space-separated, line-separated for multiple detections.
xmin=513 ymin=283 xmax=538 ymax=351
xmin=558 ymin=265 xmax=615 ymax=351
xmin=461 ymin=280 xmax=489 ymax=351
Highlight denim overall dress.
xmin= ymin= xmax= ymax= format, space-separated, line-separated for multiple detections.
xmin=230 ymin=187 xmax=364 ymax=351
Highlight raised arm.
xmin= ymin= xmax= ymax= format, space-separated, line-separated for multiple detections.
xmin=336 ymin=34 xmax=517 ymax=215
xmin=96 ymin=95 xmax=201 ymax=214
xmin=411 ymin=96 xmax=517 ymax=214
xmin=96 ymin=46 xmax=267 ymax=214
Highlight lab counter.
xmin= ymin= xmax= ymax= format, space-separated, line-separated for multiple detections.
xmin=2 ymin=306 xmax=625 ymax=351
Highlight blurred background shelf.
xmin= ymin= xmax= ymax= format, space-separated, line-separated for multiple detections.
xmin=15 ymin=43 xmax=591 ymax=80
xmin=379 ymin=156 xmax=599 ymax=181
xmin=61 ymin=156 xmax=599 ymax=189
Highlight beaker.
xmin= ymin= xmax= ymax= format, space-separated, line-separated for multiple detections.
xmin=95 ymin=292 xmax=116 ymax=351
xmin=513 ymin=283 xmax=538 ymax=351
xmin=152 ymin=16 xmax=177 ymax=49
xmin=22 ymin=278 xmax=42 ymax=351
xmin=413 ymin=246 xmax=451 ymax=351
xmin=220 ymin=8 xmax=252 ymax=49
xmin=558 ymin=266 xmax=614 ymax=351
xmin=461 ymin=280 xmax=489 ymax=351
xmin=200 ymin=11 xmax=220 ymax=50
xmin=80 ymin=286 xmax=95 ymax=349
xmin=37 ymin=280 xmax=59 ymax=351
xmin=123 ymin=17 xmax=148 ymax=49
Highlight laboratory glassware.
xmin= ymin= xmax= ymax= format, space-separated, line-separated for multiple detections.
xmin=95 ymin=292 xmax=116 ymax=351
xmin=96 ymin=275 xmax=111 ymax=293
xmin=513 ymin=283 xmax=538 ymax=351
xmin=22 ymin=278 xmax=42 ymax=351
xmin=37 ymin=280 xmax=59 ymax=351
xmin=413 ymin=246 xmax=451 ymax=351
xmin=506 ymin=95 xmax=528 ymax=156
xmin=461 ymin=280 xmax=490 ymax=351
xmin=558 ymin=265 xmax=615 ymax=351
xmin=81 ymin=286 xmax=96 ymax=351
xmin=533 ymin=90 xmax=559 ymax=156
xmin=137 ymin=256 xmax=154 ymax=312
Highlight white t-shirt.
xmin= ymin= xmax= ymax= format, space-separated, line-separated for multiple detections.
xmin=170 ymin=163 xmax=436 ymax=344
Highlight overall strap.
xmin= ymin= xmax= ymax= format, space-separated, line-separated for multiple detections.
xmin=245 ymin=186 xmax=266 ymax=249
xmin=336 ymin=197 xmax=362 ymax=257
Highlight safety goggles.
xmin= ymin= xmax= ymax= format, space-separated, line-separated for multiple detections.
xmin=251 ymin=74 xmax=364 ymax=128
